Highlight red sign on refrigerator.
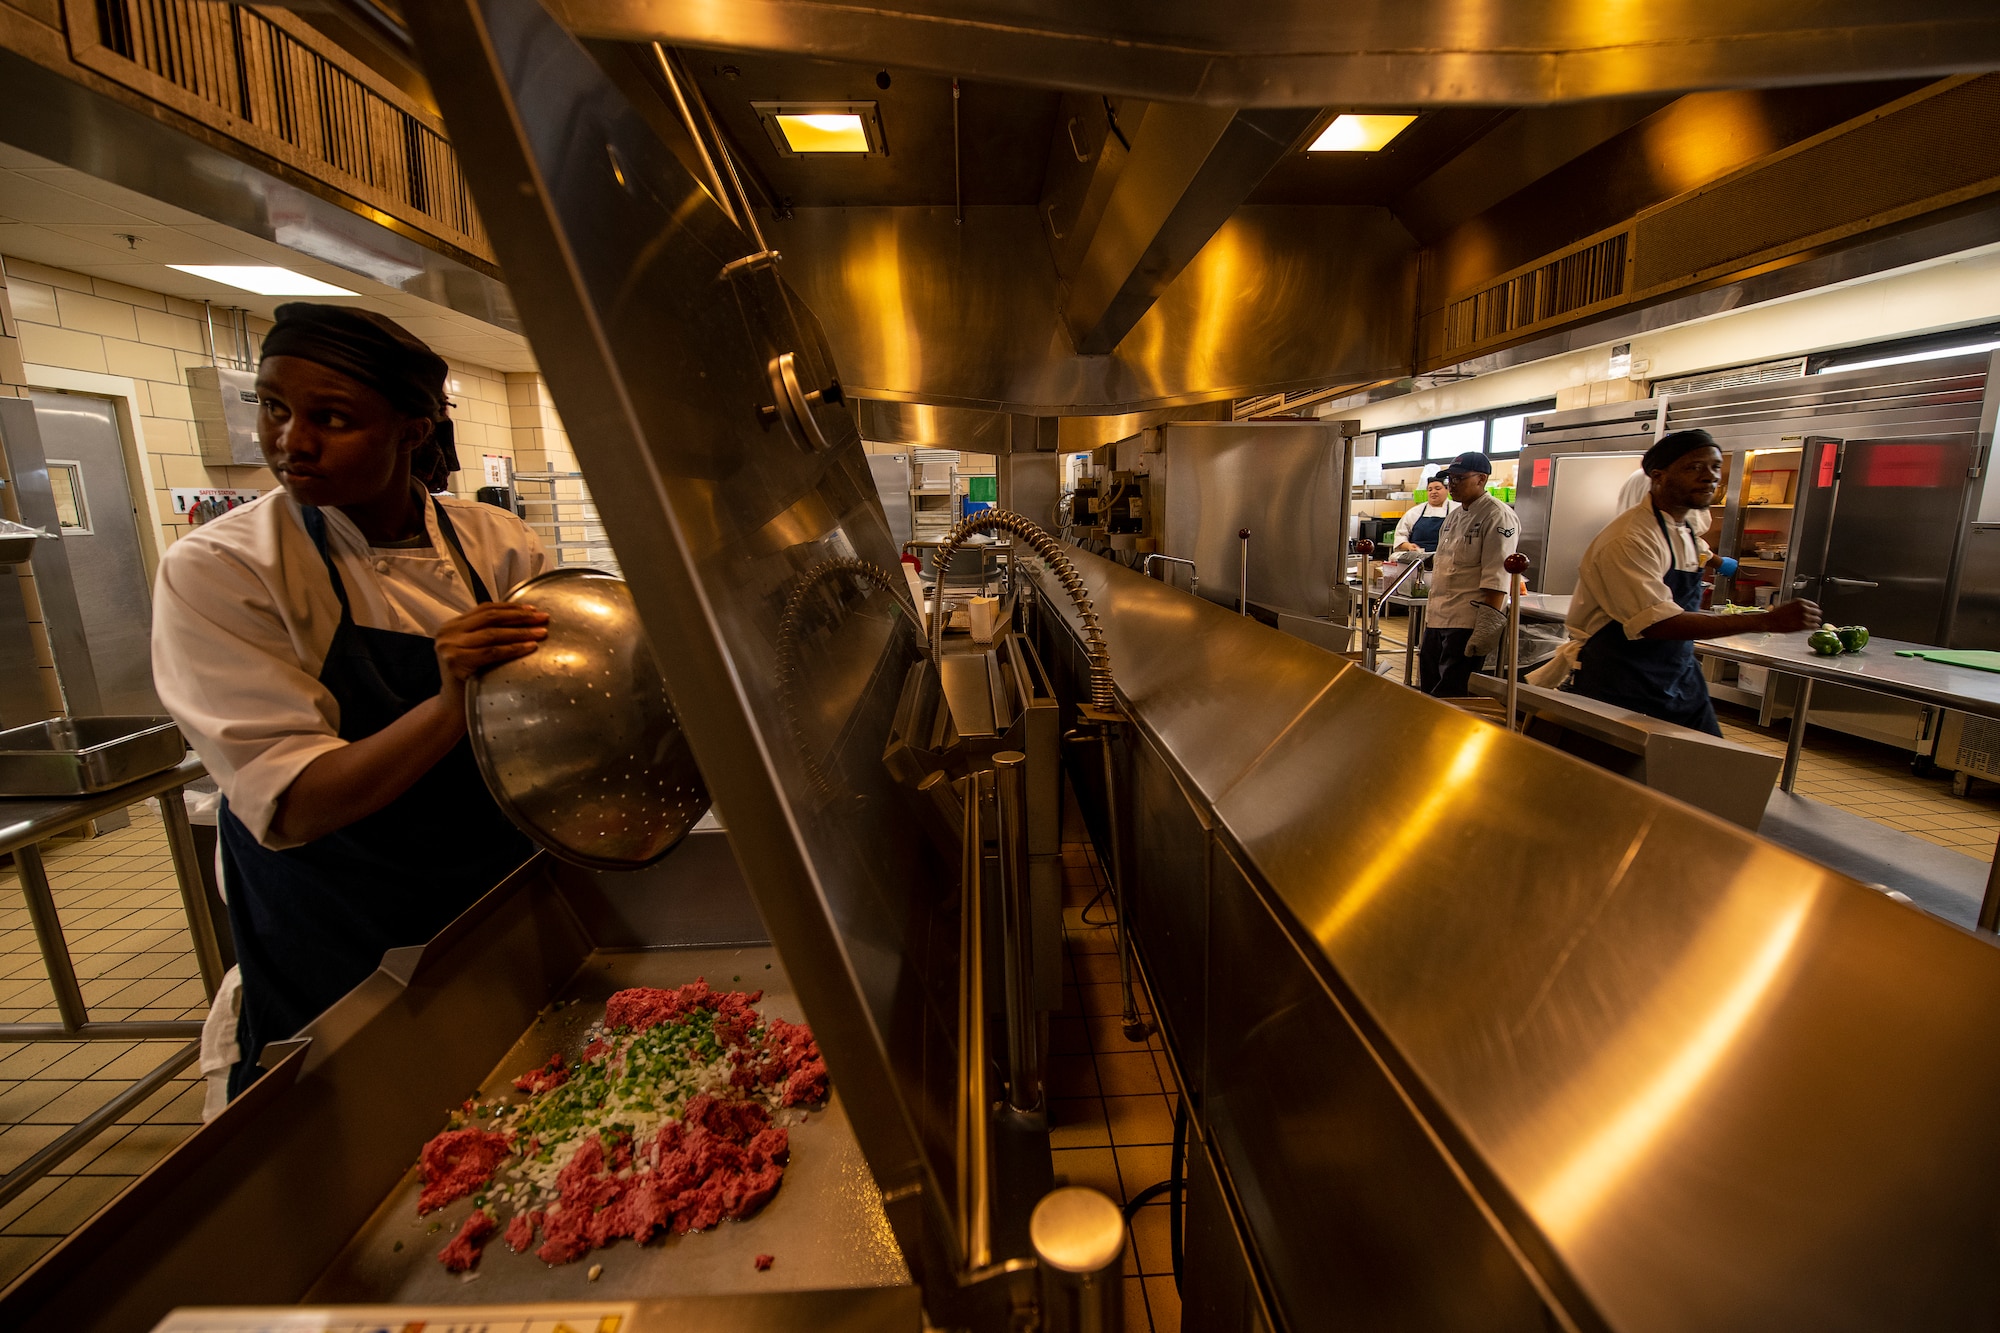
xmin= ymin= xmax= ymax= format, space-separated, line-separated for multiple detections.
xmin=1532 ymin=457 xmax=1551 ymax=487
xmin=1815 ymin=441 xmax=1838 ymax=487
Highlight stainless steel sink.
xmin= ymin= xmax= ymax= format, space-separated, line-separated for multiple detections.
xmin=0 ymin=716 xmax=187 ymax=797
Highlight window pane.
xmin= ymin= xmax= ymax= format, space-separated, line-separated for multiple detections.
xmin=1426 ymin=419 xmax=1485 ymax=460
xmin=1488 ymin=413 xmax=1528 ymax=456
xmin=47 ymin=463 xmax=89 ymax=532
xmin=1377 ymin=430 xmax=1422 ymax=464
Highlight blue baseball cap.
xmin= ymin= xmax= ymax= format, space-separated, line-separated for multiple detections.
xmin=1441 ymin=452 xmax=1493 ymax=477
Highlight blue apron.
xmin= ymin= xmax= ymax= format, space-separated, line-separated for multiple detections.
xmin=1569 ymin=504 xmax=1721 ymax=737
xmin=220 ymin=496 xmax=532 ymax=1094
xmin=1409 ymin=511 xmax=1445 ymax=552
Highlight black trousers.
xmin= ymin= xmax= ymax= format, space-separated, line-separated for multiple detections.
xmin=1419 ymin=626 xmax=1482 ymax=697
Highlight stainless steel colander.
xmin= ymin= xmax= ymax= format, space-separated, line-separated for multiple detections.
xmin=466 ymin=568 xmax=708 ymax=869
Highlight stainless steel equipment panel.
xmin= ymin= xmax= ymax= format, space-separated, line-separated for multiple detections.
xmin=403 ymin=1 xmax=999 ymax=1307
xmin=1159 ymin=421 xmax=1347 ymax=618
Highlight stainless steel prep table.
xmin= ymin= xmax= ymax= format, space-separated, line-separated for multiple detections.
xmin=0 ymin=753 xmax=225 ymax=1210
xmin=1695 ymin=632 xmax=2000 ymax=927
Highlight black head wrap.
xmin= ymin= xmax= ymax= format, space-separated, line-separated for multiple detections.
xmin=1642 ymin=428 xmax=1718 ymax=475
xmin=262 ymin=302 xmax=458 ymax=474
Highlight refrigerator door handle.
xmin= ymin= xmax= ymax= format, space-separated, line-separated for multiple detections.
xmin=1826 ymin=577 xmax=1881 ymax=589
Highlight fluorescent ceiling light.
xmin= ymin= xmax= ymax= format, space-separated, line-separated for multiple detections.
xmin=1308 ymin=114 xmax=1417 ymax=153
xmin=775 ymin=113 xmax=870 ymax=154
xmin=1817 ymin=339 xmax=2000 ymax=375
xmin=168 ymin=264 xmax=357 ymax=296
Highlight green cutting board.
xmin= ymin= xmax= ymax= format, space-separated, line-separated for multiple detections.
xmin=1893 ymin=648 xmax=2000 ymax=673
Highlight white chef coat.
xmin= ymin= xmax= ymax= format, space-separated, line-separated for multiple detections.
xmin=1391 ymin=500 xmax=1455 ymax=546
xmin=1528 ymin=501 xmax=1710 ymax=687
xmin=1426 ymin=491 xmax=1519 ymax=630
xmin=152 ymin=490 xmax=546 ymax=850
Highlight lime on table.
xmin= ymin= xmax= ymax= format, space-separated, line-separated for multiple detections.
xmin=1808 ymin=629 xmax=1845 ymax=656
xmin=1837 ymin=625 xmax=1870 ymax=653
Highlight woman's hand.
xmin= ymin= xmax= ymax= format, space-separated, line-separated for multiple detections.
xmin=435 ymin=602 xmax=549 ymax=705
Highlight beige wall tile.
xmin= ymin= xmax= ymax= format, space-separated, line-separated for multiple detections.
xmin=147 ymin=379 xmax=191 ymax=420
xmin=158 ymin=453 xmax=214 ymax=488
xmin=7 ymin=278 xmax=58 ymax=326
xmin=141 ymin=416 xmax=196 ymax=454
xmin=52 ymin=288 xmax=140 ymax=340
xmin=89 ymin=277 xmax=167 ymax=312
xmin=20 ymin=323 xmax=107 ymax=374
xmin=3 ymin=258 xmax=91 ymax=294
xmin=133 ymin=307 xmax=206 ymax=355
xmin=102 ymin=338 xmax=179 ymax=383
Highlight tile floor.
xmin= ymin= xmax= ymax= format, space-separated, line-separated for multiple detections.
xmin=0 ymin=801 xmax=210 ymax=1289
xmin=1053 ymin=811 xmax=1182 ymax=1333
xmin=1714 ymin=707 xmax=2000 ymax=859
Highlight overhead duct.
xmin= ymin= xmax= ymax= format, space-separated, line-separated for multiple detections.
xmin=1056 ymin=103 xmax=1320 ymax=353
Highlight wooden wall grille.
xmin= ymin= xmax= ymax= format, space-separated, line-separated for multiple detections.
xmin=1441 ymin=231 xmax=1627 ymax=355
xmin=74 ymin=0 xmax=490 ymax=260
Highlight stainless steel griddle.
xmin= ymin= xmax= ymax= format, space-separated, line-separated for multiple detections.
xmin=308 ymin=948 xmax=905 ymax=1307
xmin=0 ymin=834 xmax=915 ymax=1333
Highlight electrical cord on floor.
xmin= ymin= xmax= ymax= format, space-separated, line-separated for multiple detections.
xmin=1119 ymin=1092 xmax=1189 ymax=1293
xmin=1079 ymin=882 xmax=1116 ymax=927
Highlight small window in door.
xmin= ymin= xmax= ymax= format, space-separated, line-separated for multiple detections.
xmin=45 ymin=460 xmax=91 ymax=535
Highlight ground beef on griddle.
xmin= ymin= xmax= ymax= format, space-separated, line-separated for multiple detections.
xmin=417 ymin=1128 xmax=511 ymax=1214
xmin=439 ymin=1210 xmax=496 ymax=1272
xmin=513 ymin=1052 xmax=568 ymax=1095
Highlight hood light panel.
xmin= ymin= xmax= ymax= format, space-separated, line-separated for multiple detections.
xmin=754 ymin=101 xmax=886 ymax=157
xmin=1308 ymin=114 xmax=1417 ymax=153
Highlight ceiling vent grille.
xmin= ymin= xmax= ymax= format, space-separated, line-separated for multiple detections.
xmin=1442 ymin=231 xmax=1628 ymax=356
xmin=1653 ymin=357 xmax=1808 ymax=398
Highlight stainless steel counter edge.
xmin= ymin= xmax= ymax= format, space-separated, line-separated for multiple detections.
xmin=1025 ymin=544 xmax=2000 ymax=1331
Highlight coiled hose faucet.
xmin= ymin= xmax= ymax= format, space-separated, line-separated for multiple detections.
xmin=929 ymin=509 xmax=1115 ymax=711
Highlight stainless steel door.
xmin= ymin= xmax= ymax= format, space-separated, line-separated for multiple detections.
xmin=29 ymin=392 xmax=161 ymax=713
xmin=866 ymin=452 xmax=913 ymax=546
xmin=1792 ymin=433 xmax=1974 ymax=643
xmin=1543 ymin=451 xmax=1644 ymax=594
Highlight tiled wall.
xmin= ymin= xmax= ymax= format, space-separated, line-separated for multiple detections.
xmin=0 ymin=254 xmax=578 ymax=718
xmin=0 ymin=255 xmax=575 ymax=556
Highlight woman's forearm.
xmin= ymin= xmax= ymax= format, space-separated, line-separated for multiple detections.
xmin=269 ymin=694 xmax=466 ymax=845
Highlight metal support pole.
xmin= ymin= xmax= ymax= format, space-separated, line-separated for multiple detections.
xmin=1357 ymin=539 xmax=1375 ymax=668
xmin=0 ymin=1040 xmax=198 ymax=1210
xmin=1237 ymin=528 xmax=1251 ymax=617
xmin=1032 ymin=1186 xmax=1126 ymax=1333
xmin=994 ymin=751 xmax=1040 ymax=1112
xmin=957 ymin=771 xmax=992 ymax=1271
xmin=1099 ymin=730 xmax=1150 ymax=1042
xmin=1781 ymin=676 xmax=1814 ymax=793
xmin=1504 ymin=553 xmax=1530 ymax=730
xmin=157 ymin=786 xmax=225 ymax=999
xmin=15 ymin=842 xmax=87 ymax=1033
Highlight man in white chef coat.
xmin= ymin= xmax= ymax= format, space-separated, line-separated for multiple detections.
xmin=1418 ymin=451 xmax=1519 ymax=697
xmin=153 ymin=303 xmax=549 ymax=1098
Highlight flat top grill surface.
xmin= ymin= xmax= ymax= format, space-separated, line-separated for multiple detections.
xmin=306 ymin=945 xmax=909 ymax=1306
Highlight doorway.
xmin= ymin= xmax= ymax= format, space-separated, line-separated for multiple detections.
xmin=28 ymin=390 xmax=162 ymax=714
